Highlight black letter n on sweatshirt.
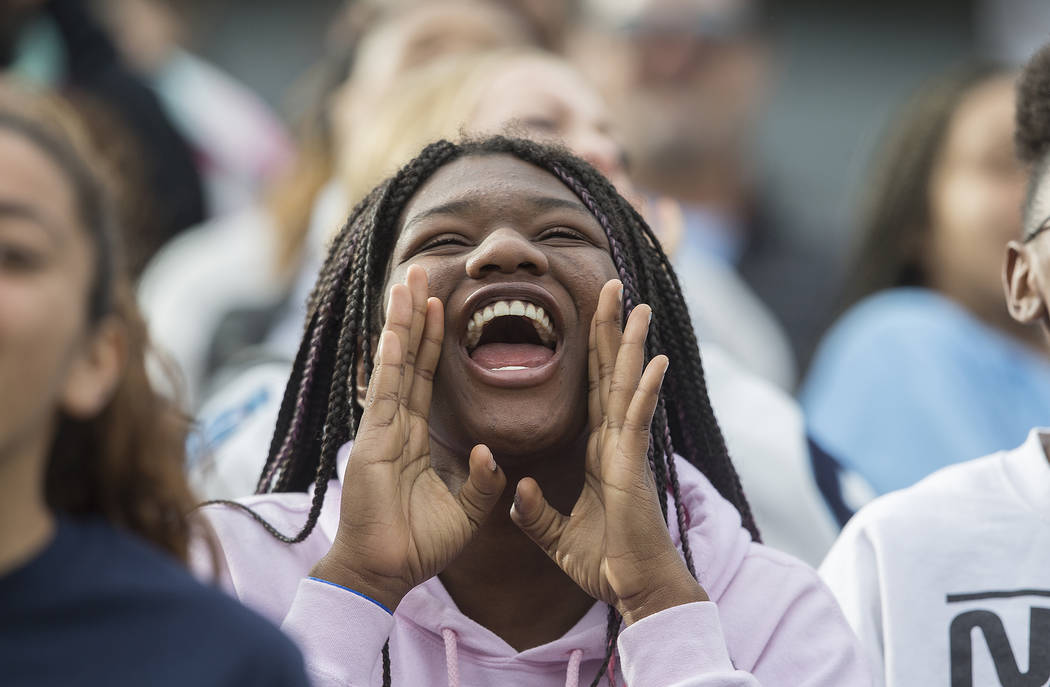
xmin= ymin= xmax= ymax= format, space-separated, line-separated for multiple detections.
xmin=949 ymin=608 xmax=1050 ymax=686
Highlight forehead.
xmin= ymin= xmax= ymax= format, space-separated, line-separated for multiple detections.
xmin=0 ymin=129 xmax=79 ymax=236
xmin=399 ymin=153 xmax=590 ymax=223
xmin=473 ymin=58 xmax=606 ymax=125
xmin=944 ymin=76 xmax=1015 ymax=154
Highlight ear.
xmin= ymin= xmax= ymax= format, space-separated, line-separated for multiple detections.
xmin=1003 ymin=240 xmax=1046 ymax=325
xmin=59 ymin=317 xmax=127 ymax=420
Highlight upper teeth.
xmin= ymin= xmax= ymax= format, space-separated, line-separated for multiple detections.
xmin=465 ymin=299 xmax=555 ymax=349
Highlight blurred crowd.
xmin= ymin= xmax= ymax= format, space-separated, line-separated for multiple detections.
xmin=4 ymin=1 xmax=1050 ymax=685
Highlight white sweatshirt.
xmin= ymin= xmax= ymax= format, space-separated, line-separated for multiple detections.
xmin=820 ymin=428 xmax=1050 ymax=687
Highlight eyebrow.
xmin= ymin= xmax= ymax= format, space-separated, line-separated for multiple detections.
xmin=0 ymin=199 xmax=63 ymax=242
xmin=403 ymin=195 xmax=592 ymax=230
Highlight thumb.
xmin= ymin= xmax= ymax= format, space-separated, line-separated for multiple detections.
xmin=509 ymin=478 xmax=566 ymax=558
xmin=455 ymin=445 xmax=507 ymax=533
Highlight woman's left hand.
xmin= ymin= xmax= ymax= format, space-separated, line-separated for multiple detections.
xmin=510 ymin=279 xmax=709 ymax=625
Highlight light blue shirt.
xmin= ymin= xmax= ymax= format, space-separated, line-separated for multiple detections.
xmin=801 ymin=288 xmax=1050 ymax=495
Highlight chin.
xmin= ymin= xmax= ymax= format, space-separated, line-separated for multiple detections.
xmin=433 ymin=388 xmax=587 ymax=465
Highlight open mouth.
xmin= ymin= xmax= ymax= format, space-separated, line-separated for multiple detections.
xmin=464 ymin=299 xmax=557 ymax=371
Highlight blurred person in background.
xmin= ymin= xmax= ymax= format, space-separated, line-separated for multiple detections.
xmin=1 ymin=0 xmax=204 ymax=273
xmin=138 ymin=0 xmax=534 ymax=407
xmin=96 ymin=0 xmax=295 ymax=216
xmin=577 ymin=0 xmax=798 ymax=390
xmin=800 ymin=64 xmax=1050 ymax=496
xmin=190 ymin=48 xmax=841 ymax=567
xmin=820 ymin=44 xmax=1050 ymax=686
xmin=0 ymin=85 xmax=308 ymax=687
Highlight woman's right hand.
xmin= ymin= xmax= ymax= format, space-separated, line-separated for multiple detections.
xmin=310 ymin=265 xmax=507 ymax=610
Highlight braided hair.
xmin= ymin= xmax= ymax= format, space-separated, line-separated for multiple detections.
xmin=242 ymin=136 xmax=759 ymax=686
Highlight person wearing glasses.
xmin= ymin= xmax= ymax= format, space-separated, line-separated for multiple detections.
xmin=801 ymin=63 xmax=1050 ymax=497
xmin=820 ymin=44 xmax=1050 ymax=687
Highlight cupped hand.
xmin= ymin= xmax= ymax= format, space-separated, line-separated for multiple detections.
xmin=311 ymin=265 xmax=507 ymax=610
xmin=510 ymin=279 xmax=708 ymax=625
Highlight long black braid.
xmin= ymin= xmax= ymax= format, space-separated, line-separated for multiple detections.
xmin=232 ymin=136 xmax=760 ymax=686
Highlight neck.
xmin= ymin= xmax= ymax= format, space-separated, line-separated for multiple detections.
xmin=929 ymin=275 xmax=1049 ymax=354
xmin=0 ymin=434 xmax=55 ymax=577
xmin=432 ymin=432 xmax=595 ymax=651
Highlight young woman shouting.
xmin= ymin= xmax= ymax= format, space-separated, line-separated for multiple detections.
xmin=199 ymin=137 xmax=869 ymax=686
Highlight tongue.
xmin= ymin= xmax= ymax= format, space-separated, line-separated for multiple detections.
xmin=470 ymin=343 xmax=554 ymax=369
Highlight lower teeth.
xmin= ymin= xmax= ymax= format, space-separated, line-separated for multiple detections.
xmin=492 ymin=365 xmax=528 ymax=371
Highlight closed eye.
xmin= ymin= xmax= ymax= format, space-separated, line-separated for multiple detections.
xmin=419 ymin=234 xmax=471 ymax=252
xmin=537 ymin=227 xmax=590 ymax=243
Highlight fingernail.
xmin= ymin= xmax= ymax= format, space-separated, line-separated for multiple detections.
xmin=618 ymin=282 xmax=624 ymax=301
xmin=513 ymin=488 xmax=523 ymax=512
xmin=488 ymin=456 xmax=498 ymax=472
xmin=648 ymin=309 xmax=653 ymax=324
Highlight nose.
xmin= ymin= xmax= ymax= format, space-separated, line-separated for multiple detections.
xmin=465 ymin=228 xmax=549 ymax=278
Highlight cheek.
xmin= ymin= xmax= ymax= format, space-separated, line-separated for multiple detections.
xmin=933 ymin=169 xmax=1022 ymax=243
xmin=556 ymin=252 xmax=619 ymax=324
xmin=384 ymin=257 xmax=461 ymax=313
xmin=0 ymin=278 xmax=85 ymax=437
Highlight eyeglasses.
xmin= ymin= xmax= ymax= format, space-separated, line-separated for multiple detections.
xmin=1026 ymin=216 xmax=1050 ymax=243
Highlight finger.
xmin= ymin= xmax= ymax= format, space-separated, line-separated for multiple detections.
xmin=592 ymin=279 xmax=623 ymax=415
xmin=407 ymin=298 xmax=444 ymax=415
xmin=384 ymin=282 xmax=414 ymax=384
xmin=454 ymin=445 xmax=507 ymax=534
xmin=606 ymin=304 xmax=652 ymax=428
xmin=398 ymin=265 xmax=430 ymax=402
xmin=361 ymin=329 xmax=403 ymax=428
xmin=510 ymin=478 xmax=568 ymax=560
xmin=587 ymin=315 xmax=602 ymax=430
xmin=619 ymin=354 xmax=669 ymax=460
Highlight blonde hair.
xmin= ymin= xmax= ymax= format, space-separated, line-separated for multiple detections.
xmin=335 ymin=48 xmax=565 ymax=211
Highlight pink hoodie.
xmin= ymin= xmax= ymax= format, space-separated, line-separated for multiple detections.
xmin=195 ymin=446 xmax=870 ymax=686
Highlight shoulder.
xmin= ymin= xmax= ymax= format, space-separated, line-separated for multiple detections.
xmin=814 ymin=289 xmax=976 ymax=364
xmin=58 ymin=519 xmax=307 ymax=681
xmin=840 ymin=288 xmax=972 ymax=333
xmin=669 ymin=458 xmax=828 ymax=596
xmin=802 ymin=289 xmax=986 ymax=415
xmin=848 ymin=450 xmax=1007 ymax=536
xmin=197 ymin=491 xmax=324 ymax=567
xmin=194 ymin=491 xmax=335 ymax=624
xmin=669 ymin=468 xmax=866 ymax=675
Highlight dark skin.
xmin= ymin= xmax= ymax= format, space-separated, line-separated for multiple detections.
xmin=312 ymin=155 xmax=707 ymax=651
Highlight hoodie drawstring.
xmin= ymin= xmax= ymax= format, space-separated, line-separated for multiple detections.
xmin=441 ymin=628 xmax=460 ymax=687
xmin=564 ymin=648 xmax=584 ymax=687
xmin=440 ymin=630 xmax=589 ymax=687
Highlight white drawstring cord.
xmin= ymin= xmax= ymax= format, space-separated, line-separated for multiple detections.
xmin=441 ymin=628 xmax=460 ymax=687
xmin=565 ymin=648 xmax=584 ymax=687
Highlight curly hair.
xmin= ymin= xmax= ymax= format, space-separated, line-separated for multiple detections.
xmin=1016 ymin=43 xmax=1050 ymax=236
